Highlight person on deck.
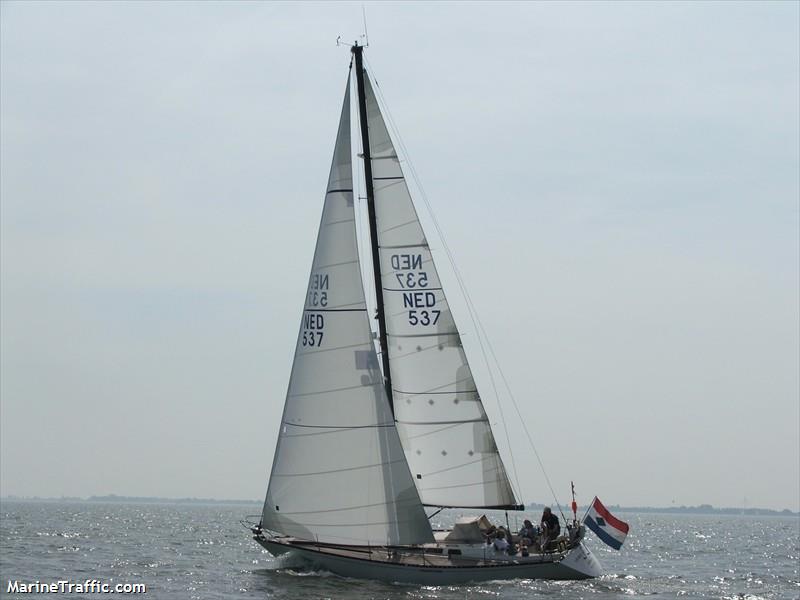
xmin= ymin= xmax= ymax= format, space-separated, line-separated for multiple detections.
xmin=491 ymin=529 xmax=509 ymax=554
xmin=484 ymin=524 xmax=497 ymax=545
xmin=519 ymin=519 xmax=538 ymax=546
xmin=540 ymin=507 xmax=561 ymax=549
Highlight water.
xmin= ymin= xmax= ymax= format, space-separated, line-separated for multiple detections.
xmin=1 ymin=501 xmax=797 ymax=599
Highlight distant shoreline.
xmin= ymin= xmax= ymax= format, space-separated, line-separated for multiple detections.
xmin=523 ymin=501 xmax=798 ymax=517
xmin=1 ymin=495 xmax=797 ymax=516
xmin=1 ymin=495 xmax=261 ymax=506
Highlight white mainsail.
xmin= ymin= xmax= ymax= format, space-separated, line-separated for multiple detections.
xmin=362 ymin=76 xmax=519 ymax=509
xmin=261 ymin=78 xmax=434 ymax=546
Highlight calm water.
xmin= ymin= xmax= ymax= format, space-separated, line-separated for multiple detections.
xmin=1 ymin=501 xmax=797 ymax=599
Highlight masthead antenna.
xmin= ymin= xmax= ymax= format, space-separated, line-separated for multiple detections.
xmin=361 ymin=4 xmax=370 ymax=47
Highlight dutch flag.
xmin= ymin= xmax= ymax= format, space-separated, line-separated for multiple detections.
xmin=584 ymin=496 xmax=629 ymax=550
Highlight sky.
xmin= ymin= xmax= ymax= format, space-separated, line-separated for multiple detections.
xmin=1 ymin=1 xmax=798 ymax=512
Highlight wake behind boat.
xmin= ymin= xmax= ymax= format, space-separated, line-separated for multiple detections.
xmin=246 ymin=42 xmax=625 ymax=583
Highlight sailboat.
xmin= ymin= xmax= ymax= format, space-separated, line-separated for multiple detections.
xmin=248 ymin=43 xmax=603 ymax=583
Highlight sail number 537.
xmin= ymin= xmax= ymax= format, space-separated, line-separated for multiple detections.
xmin=402 ymin=291 xmax=440 ymax=327
xmin=395 ymin=271 xmax=427 ymax=289
xmin=408 ymin=309 xmax=440 ymax=326
xmin=393 ymin=255 xmax=440 ymax=328
xmin=302 ymin=313 xmax=324 ymax=347
xmin=392 ymin=254 xmax=428 ymax=289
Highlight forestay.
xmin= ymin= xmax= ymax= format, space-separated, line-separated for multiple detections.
xmin=362 ymin=76 xmax=519 ymax=509
xmin=261 ymin=78 xmax=433 ymax=546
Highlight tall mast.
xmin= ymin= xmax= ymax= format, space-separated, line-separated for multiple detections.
xmin=352 ymin=43 xmax=394 ymax=414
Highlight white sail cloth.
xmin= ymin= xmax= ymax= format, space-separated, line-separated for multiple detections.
xmin=363 ymin=76 xmax=519 ymax=509
xmin=261 ymin=78 xmax=433 ymax=546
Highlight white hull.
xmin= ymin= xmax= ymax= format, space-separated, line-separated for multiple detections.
xmin=257 ymin=536 xmax=602 ymax=584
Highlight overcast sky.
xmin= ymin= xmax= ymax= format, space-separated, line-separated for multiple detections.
xmin=1 ymin=1 xmax=798 ymax=512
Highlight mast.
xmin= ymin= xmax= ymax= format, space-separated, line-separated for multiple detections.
xmin=352 ymin=43 xmax=394 ymax=413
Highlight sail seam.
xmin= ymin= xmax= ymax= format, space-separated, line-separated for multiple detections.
xmin=399 ymin=422 xmax=462 ymax=440
xmin=282 ymin=427 xmax=389 ymax=439
xmin=323 ymin=218 xmax=356 ymax=226
xmin=287 ymin=382 xmax=385 ymax=398
xmin=326 ymin=188 xmax=353 ymax=194
xmin=272 ymin=519 xmax=427 ymax=528
xmin=398 ymin=422 xmax=464 ymax=440
xmin=294 ymin=341 xmax=373 ymax=357
xmin=272 ymin=457 xmax=408 ymax=477
xmin=270 ymin=499 xmax=417 ymax=513
xmin=387 ymin=341 xmax=452 ymax=356
xmin=387 ymin=332 xmax=457 ymax=338
xmin=313 ymin=259 xmax=359 ymax=269
xmin=420 ymin=477 xmax=508 ymax=491
xmin=394 ymin=389 xmax=478 ymax=395
xmin=421 ymin=457 xmax=498 ymax=477
xmin=394 ymin=375 xmax=476 ymax=394
xmin=395 ymin=418 xmax=488 ymax=426
xmin=304 ymin=303 xmax=366 ymax=311
xmin=379 ymin=218 xmax=418 ymax=234
xmin=303 ymin=308 xmax=366 ymax=312
xmin=421 ymin=503 xmax=524 ymax=511
xmin=282 ymin=421 xmax=394 ymax=429
xmin=383 ymin=287 xmax=443 ymax=292
xmin=393 ymin=389 xmax=479 ymax=395
xmin=378 ymin=243 xmax=430 ymax=249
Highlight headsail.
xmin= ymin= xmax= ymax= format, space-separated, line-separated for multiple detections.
xmin=361 ymin=75 xmax=519 ymax=510
xmin=261 ymin=77 xmax=433 ymax=546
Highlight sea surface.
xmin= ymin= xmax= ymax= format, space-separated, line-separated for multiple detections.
xmin=0 ymin=501 xmax=797 ymax=599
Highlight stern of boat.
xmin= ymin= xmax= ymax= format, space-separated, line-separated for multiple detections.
xmin=559 ymin=541 xmax=602 ymax=578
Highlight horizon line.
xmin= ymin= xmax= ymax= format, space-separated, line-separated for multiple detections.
xmin=1 ymin=494 xmax=797 ymax=515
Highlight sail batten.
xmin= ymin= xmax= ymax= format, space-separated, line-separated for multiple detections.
xmin=362 ymin=75 xmax=519 ymax=510
xmin=261 ymin=76 xmax=433 ymax=547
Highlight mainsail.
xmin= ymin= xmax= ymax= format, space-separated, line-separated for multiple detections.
xmin=362 ymin=76 xmax=519 ymax=509
xmin=261 ymin=78 xmax=433 ymax=546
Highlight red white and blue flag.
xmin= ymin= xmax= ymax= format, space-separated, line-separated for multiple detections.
xmin=584 ymin=496 xmax=629 ymax=550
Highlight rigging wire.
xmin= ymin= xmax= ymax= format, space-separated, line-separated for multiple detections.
xmin=472 ymin=309 xmax=567 ymax=523
xmin=364 ymin=56 xmax=566 ymax=518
